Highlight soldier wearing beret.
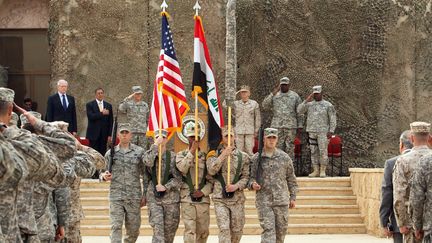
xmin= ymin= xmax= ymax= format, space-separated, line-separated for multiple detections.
xmin=393 ymin=122 xmax=432 ymax=243
xmin=119 ymin=85 xmax=150 ymax=148
xmin=249 ymin=128 xmax=298 ymax=243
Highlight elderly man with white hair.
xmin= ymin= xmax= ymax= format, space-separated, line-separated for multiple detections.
xmin=46 ymin=79 xmax=78 ymax=134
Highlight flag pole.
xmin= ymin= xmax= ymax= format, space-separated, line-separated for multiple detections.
xmin=193 ymin=0 xmax=201 ymax=191
xmin=194 ymin=94 xmax=199 ymax=190
xmin=158 ymin=0 xmax=167 ymax=186
xmin=227 ymin=106 xmax=232 ymax=184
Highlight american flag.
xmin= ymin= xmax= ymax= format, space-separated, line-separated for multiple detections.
xmin=147 ymin=13 xmax=189 ymax=138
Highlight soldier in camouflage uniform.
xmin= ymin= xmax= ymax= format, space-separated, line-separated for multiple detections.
xmin=249 ymin=128 xmax=298 ymax=243
xmin=232 ymin=85 xmax=261 ymax=156
xmin=65 ymin=145 xmax=105 ymax=242
xmin=9 ymin=111 xmax=18 ymax=127
xmin=410 ymin=152 xmax=432 ymax=243
xmin=102 ymin=123 xmax=146 ymax=243
xmin=393 ymin=122 xmax=432 ymax=243
xmin=119 ymin=86 xmax=150 ymax=148
xmin=262 ymin=77 xmax=303 ymax=158
xmin=207 ymin=127 xmax=250 ymax=243
xmin=176 ymin=122 xmax=213 ymax=243
xmin=16 ymin=111 xmax=78 ymax=242
xmin=0 ymin=88 xmax=27 ymax=242
xmin=297 ymin=85 xmax=337 ymax=178
xmin=143 ymin=129 xmax=182 ymax=243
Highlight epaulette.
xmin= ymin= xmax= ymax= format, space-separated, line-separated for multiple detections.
xmin=206 ymin=150 xmax=216 ymax=159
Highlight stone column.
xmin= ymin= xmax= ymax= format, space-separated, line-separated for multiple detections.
xmin=225 ymin=0 xmax=236 ymax=107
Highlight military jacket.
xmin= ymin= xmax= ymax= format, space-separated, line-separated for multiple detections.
xmin=249 ymin=149 xmax=298 ymax=206
xmin=410 ymin=153 xmax=432 ymax=234
xmin=206 ymin=147 xmax=250 ymax=203
xmin=233 ymin=99 xmax=261 ymax=135
xmin=119 ymin=98 xmax=149 ymax=134
xmin=143 ymin=145 xmax=182 ymax=205
xmin=297 ymin=99 xmax=337 ymax=133
xmin=0 ymin=133 xmax=27 ymax=242
xmin=393 ymin=145 xmax=431 ymax=227
xmin=262 ymin=90 xmax=304 ymax=129
xmin=104 ymin=144 xmax=146 ymax=200
xmin=176 ymin=149 xmax=213 ymax=204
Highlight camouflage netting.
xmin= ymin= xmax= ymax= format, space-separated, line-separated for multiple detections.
xmin=49 ymin=0 xmax=432 ymax=175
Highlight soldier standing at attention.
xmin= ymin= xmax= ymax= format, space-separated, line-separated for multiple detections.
xmin=231 ymin=85 xmax=261 ymax=156
xmin=297 ymin=85 xmax=337 ymax=178
xmin=410 ymin=152 xmax=432 ymax=243
xmin=249 ymin=128 xmax=298 ymax=243
xmin=101 ymin=123 xmax=146 ymax=243
xmin=176 ymin=122 xmax=213 ymax=243
xmin=262 ymin=77 xmax=303 ymax=158
xmin=207 ymin=127 xmax=250 ymax=243
xmin=393 ymin=122 xmax=431 ymax=243
xmin=119 ymin=85 xmax=150 ymax=148
xmin=143 ymin=129 xmax=182 ymax=243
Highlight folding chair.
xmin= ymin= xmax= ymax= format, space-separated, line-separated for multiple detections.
xmin=328 ymin=135 xmax=343 ymax=176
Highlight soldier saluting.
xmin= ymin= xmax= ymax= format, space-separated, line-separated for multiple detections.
xmin=249 ymin=128 xmax=298 ymax=243
xmin=297 ymin=85 xmax=337 ymax=178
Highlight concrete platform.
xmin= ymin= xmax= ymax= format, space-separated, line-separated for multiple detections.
xmin=83 ymin=234 xmax=391 ymax=243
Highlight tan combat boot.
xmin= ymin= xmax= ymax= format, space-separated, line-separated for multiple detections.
xmin=308 ymin=165 xmax=320 ymax=177
xmin=320 ymin=165 xmax=327 ymax=178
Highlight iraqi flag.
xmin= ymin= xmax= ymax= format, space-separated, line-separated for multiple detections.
xmin=192 ymin=15 xmax=224 ymax=150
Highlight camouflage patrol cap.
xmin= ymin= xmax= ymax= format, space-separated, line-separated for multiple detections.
xmin=118 ymin=123 xmax=132 ymax=132
xmin=155 ymin=129 xmax=168 ymax=138
xmin=313 ymin=85 xmax=322 ymax=94
xmin=184 ymin=122 xmax=201 ymax=138
xmin=264 ymin=128 xmax=278 ymax=138
xmin=132 ymin=86 xmax=143 ymax=94
xmin=410 ymin=121 xmax=431 ymax=134
xmin=280 ymin=77 xmax=290 ymax=85
xmin=0 ymin=87 xmax=15 ymax=102
xmin=19 ymin=111 xmax=42 ymax=125
xmin=10 ymin=112 xmax=19 ymax=126
xmin=221 ymin=126 xmax=235 ymax=136
xmin=237 ymin=85 xmax=250 ymax=94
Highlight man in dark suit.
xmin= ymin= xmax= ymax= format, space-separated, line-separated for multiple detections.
xmin=46 ymin=79 xmax=78 ymax=134
xmin=379 ymin=130 xmax=413 ymax=243
xmin=86 ymin=87 xmax=113 ymax=156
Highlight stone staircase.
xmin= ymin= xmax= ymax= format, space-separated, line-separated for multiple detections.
xmin=79 ymin=177 xmax=366 ymax=236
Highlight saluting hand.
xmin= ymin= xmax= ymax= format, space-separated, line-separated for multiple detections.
xmin=306 ymin=93 xmax=314 ymax=102
xmin=272 ymin=84 xmax=280 ymax=95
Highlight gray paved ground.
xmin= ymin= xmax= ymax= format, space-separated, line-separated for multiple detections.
xmin=83 ymin=235 xmax=391 ymax=242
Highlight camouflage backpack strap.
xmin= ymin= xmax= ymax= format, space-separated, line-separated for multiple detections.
xmin=214 ymin=151 xmax=242 ymax=198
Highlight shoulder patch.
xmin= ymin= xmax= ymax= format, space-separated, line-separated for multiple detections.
xmin=206 ymin=150 xmax=216 ymax=159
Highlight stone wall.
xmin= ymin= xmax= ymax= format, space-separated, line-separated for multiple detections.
xmin=43 ymin=0 xmax=432 ymax=170
xmin=0 ymin=0 xmax=48 ymax=28
xmin=349 ymin=168 xmax=384 ymax=237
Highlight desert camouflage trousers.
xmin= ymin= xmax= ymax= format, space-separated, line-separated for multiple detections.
xmin=181 ymin=202 xmax=210 ymax=243
xmin=213 ymin=201 xmax=245 ymax=243
xmin=236 ymin=134 xmax=255 ymax=156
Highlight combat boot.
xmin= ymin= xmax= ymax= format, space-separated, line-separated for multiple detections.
xmin=308 ymin=165 xmax=320 ymax=177
xmin=320 ymin=165 xmax=327 ymax=178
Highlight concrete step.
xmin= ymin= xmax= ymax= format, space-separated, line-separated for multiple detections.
xmin=82 ymin=204 xmax=360 ymax=216
xmin=80 ymin=186 xmax=355 ymax=198
xmin=80 ymin=223 xmax=366 ymax=236
xmin=81 ymin=214 xmax=363 ymax=225
xmin=80 ymin=195 xmax=357 ymax=207
xmin=80 ymin=177 xmax=352 ymax=190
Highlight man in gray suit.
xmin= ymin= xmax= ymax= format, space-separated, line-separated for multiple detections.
xmin=379 ymin=130 xmax=413 ymax=243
